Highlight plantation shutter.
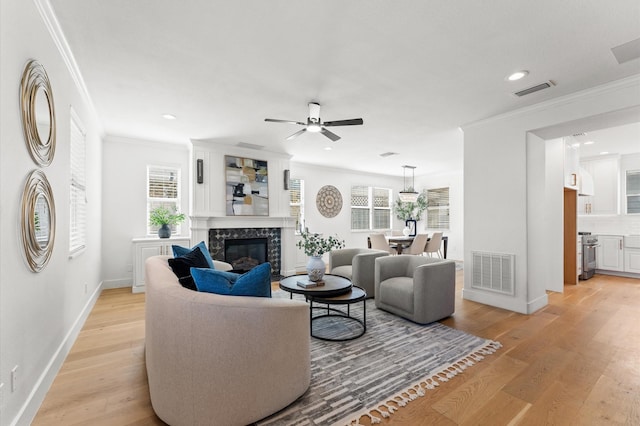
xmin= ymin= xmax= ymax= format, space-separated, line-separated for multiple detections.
xmin=69 ymin=110 xmax=87 ymax=255
xmin=351 ymin=186 xmax=370 ymax=230
xmin=427 ymin=187 xmax=450 ymax=229
xmin=289 ymin=178 xmax=304 ymax=231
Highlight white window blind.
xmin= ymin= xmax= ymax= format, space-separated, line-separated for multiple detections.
xmin=627 ymin=170 xmax=640 ymax=214
xmin=289 ymin=178 xmax=305 ymax=232
xmin=147 ymin=166 xmax=181 ymax=235
xmin=427 ymin=187 xmax=450 ymax=229
xmin=351 ymin=186 xmax=391 ymax=230
xmin=69 ymin=110 xmax=86 ymax=255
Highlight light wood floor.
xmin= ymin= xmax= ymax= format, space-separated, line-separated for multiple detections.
xmin=33 ymin=272 xmax=640 ymax=425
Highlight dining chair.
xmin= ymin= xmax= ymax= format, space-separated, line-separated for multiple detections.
xmin=369 ymin=233 xmax=395 ymax=254
xmin=424 ymin=232 xmax=443 ymax=258
xmin=403 ymin=233 xmax=429 ymax=255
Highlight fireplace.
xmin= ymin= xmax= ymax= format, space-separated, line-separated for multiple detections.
xmin=208 ymin=227 xmax=282 ymax=278
xmin=224 ymin=237 xmax=268 ymax=273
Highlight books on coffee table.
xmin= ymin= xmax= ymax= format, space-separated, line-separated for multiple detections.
xmin=297 ymin=279 xmax=325 ymax=288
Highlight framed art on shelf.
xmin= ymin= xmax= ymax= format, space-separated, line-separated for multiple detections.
xmin=225 ymin=155 xmax=269 ymax=216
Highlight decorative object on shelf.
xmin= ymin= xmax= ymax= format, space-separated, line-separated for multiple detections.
xmin=21 ymin=169 xmax=56 ymax=272
xmin=20 ymin=60 xmax=56 ymax=167
xmin=149 ymin=206 xmax=186 ymax=238
xmin=316 ymin=185 xmax=343 ymax=218
xmin=398 ymin=165 xmax=418 ymax=202
xmin=394 ymin=191 xmax=427 ymax=222
xmin=283 ymin=169 xmax=290 ymax=190
xmin=405 ymin=219 xmax=417 ymax=237
xmin=297 ymin=230 xmax=345 ymax=281
xmin=225 ymin=155 xmax=269 ymax=216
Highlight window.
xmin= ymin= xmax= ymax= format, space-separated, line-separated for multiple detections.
xmin=147 ymin=166 xmax=181 ymax=235
xmin=351 ymin=186 xmax=392 ymax=230
xmin=426 ymin=187 xmax=450 ymax=229
xmin=69 ymin=110 xmax=86 ymax=255
xmin=627 ymin=170 xmax=640 ymax=214
xmin=289 ymin=178 xmax=305 ymax=232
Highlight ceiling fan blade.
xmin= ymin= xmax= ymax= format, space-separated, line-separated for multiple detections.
xmin=265 ymin=118 xmax=306 ymax=125
xmin=321 ymin=128 xmax=341 ymax=142
xmin=286 ymin=128 xmax=307 ymax=140
xmin=323 ymin=118 xmax=364 ymax=127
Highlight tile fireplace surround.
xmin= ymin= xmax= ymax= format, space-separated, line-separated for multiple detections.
xmin=190 ymin=215 xmax=296 ymax=278
xmin=209 ymin=227 xmax=281 ymax=277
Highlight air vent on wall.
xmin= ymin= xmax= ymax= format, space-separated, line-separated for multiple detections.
xmin=513 ymin=81 xmax=555 ymax=97
xmin=472 ymin=251 xmax=515 ymax=295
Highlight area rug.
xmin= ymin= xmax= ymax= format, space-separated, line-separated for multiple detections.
xmin=257 ymin=292 xmax=501 ymax=426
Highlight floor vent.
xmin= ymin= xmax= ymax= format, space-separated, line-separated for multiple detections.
xmin=472 ymin=251 xmax=515 ymax=295
xmin=513 ymin=81 xmax=555 ymax=97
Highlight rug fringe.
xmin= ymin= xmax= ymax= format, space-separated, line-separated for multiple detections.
xmin=340 ymin=340 xmax=502 ymax=426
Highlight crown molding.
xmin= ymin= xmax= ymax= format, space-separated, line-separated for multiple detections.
xmin=33 ymin=0 xmax=104 ymax=136
xmin=462 ymin=74 xmax=640 ymax=130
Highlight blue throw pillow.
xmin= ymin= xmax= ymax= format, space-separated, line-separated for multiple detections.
xmin=172 ymin=241 xmax=215 ymax=269
xmin=191 ymin=262 xmax=272 ymax=298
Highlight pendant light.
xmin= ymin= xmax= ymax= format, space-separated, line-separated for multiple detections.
xmin=398 ymin=165 xmax=419 ymax=202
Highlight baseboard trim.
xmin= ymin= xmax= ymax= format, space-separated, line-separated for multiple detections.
xmin=102 ymin=278 xmax=131 ymax=289
xmin=11 ymin=282 xmax=104 ymax=426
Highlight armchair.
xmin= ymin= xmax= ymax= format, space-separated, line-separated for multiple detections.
xmin=329 ymin=248 xmax=390 ymax=298
xmin=374 ymin=255 xmax=455 ymax=324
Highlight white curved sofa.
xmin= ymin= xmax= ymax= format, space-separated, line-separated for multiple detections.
xmin=145 ymin=255 xmax=311 ymax=426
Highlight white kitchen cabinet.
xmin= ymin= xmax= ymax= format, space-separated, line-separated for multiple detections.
xmin=132 ymin=237 xmax=190 ymax=293
xmin=564 ymin=141 xmax=579 ymax=189
xmin=578 ymin=157 xmax=619 ymax=215
xmin=624 ymin=236 xmax=640 ymax=274
xmin=597 ymin=235 xmax=624 ymax=272
xmin=577 ymin=237 xmax=582 ymax=277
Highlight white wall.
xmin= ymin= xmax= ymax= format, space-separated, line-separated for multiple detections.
xmin=101 ymin=136 xmax=190 ymax=287
xmin=0 ymin=0 xmax=104 ymax=424
xmin=463 ymin=76 xmax=640 ymax=314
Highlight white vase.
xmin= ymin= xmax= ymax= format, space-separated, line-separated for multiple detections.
xmin=306 ymin=256 xmax=326 ymax=282
xmin=402 ymin=226 xmax=411 ymax=236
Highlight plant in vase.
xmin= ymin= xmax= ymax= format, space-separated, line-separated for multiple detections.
xmin=393 ymin=191 xmax=427 ymax=235
xmin=149 ymin=206 xmax=186 ymax=238
xmin=296 ymin=230 xmax=345 ymax=281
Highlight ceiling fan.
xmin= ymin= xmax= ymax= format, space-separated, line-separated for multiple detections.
xmin=265 ymin=102 xmax=363 ymax=142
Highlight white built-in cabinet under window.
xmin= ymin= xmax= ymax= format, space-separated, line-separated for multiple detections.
xmin=69 ymin=108 xmax=87 ymax=255
xmin=147 ymin=166 xmax=181 ymax=235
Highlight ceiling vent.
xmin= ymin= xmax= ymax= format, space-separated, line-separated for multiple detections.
xmin=611 ymin=38 xmax=640 ymax=64
xmin=379 ymin=152 xmax=399 ymax=158
xmin=513 ymin=81 xmax=555 ymax=97
xmin=236 ymin=142 xmax=264 ymax=150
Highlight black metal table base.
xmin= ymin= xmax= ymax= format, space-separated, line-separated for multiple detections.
xmin=309 ymin=296 xmax=366 ymax=342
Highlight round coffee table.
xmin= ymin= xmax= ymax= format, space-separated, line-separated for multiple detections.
xmin=309 ymin=286 xmax=367 ymax=341
xmin=279 ymin=274 xmax=352 ymax=299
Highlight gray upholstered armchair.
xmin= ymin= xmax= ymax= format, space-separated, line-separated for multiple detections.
xmin=374 ymin=255 xmax=455 ymax=324
xmin=329 ymin=248 xmax=390 ymax=298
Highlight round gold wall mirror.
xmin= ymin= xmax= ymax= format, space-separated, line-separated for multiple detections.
xmin=20 ymin=60 xmax=56 ymax=167
xmin=21 ymin=170 xmax=56 ymax=272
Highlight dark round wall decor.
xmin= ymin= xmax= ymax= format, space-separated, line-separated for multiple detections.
xmin=316 ymin=185 xmax=343 ymax=218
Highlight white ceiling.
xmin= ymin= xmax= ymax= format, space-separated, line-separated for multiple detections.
xmin=48 ymin=0 xmax=640 ymax=176
xmin=575 ymin=122 xmax=640 ymax=158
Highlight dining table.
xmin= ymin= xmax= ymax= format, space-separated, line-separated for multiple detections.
xmin=385 ymin=235 xmax=448 ymax=257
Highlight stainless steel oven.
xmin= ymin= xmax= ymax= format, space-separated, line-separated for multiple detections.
xmin=580 ymin=233 xmax=599 ymax=280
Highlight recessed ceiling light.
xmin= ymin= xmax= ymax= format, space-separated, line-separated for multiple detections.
xmin=324 ymin=146 xmax=332 ymax=151
xmin=162 ymin=113 xmax=177 ymax=120
xmin=571 ymin=143 xmax=580 ymax=148
xmin=600 ymin=151 xmax=609 ymax=155
xmin=507 ymin=70 xmax=529 ymax=81
xmin=583 ymin=141 xmax=595 ymax=145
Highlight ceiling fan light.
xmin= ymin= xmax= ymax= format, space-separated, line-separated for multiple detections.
xmin=307 ymin=123 xmax=322 ymax=133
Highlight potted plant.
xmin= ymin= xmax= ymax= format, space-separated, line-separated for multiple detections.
xmin=149 ymin=206 xmax=186 ymax=238
xmin=296 ymin=230 xmax=345 ymax=281
xmin=393 ymin=191 xmax=427 ymax=235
